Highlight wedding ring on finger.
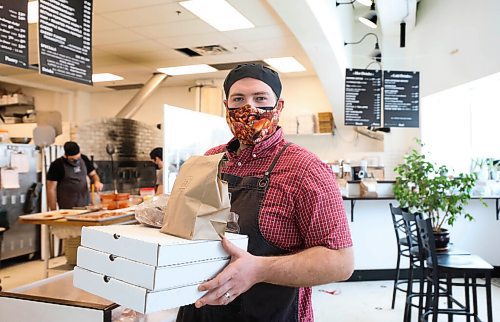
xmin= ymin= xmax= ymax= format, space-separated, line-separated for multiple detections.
xmin=224 ymin=292 xmax=231 ymax=301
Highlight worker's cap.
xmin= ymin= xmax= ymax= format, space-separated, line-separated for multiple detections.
xmin=64 ymin=141 xmax=80 ymax=156
xmin=223 ymin=63 xmax=282 ymax=98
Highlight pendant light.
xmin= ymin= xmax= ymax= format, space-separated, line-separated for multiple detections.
xmin=358 ymin=3 xmax=377 ymax=29
xmin=344 ymin=32 xmax=382 ymax=62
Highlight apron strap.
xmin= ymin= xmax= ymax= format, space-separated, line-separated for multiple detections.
xmin=258 ymin=142 xmax=293 ymax=189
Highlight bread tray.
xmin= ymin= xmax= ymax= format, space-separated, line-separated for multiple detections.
xmin=20 ymin=209 xmax=90 ymax=221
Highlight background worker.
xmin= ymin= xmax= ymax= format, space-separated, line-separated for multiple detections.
xmin=47 ymin=141 xmax=103 ymax=210
xmin=149 ymin=147 xmax=164 ymax=194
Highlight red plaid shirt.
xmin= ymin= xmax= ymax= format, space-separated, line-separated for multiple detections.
xmin=206 ymin=128 xmax=353 ymax=322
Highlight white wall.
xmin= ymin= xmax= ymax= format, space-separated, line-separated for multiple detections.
xmin=347 ymin=198 xmax=500 ymax=270
xmin=86 ymin=76 xmax=399 ymax=170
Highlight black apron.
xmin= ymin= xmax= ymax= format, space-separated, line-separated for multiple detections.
xmin=177 ymin=143 xmax=298 ymax=322
xmin=57 ymin=158 xmax=90 ymax=209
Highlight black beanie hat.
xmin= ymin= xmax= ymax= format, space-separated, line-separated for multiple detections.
xmin=64 ymin=141 xmax=80 ymax=156
xmin=223 ymin=63 xmax=282 ymax=98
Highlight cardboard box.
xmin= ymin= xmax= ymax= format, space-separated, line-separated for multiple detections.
xmin=75 ymin=225 xmax=248 ymax=313
xmin=77 ymin=246 xmax=230 ymax=290
xmin=80 ymin=225 xmax=248 ymax=266
xmin=73 ymin=267 xmax=204 ymax=314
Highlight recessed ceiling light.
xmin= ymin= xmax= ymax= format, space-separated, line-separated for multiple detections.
xmin=264 ymin=57 xmax=306 ymax=73
xmin=28 ymin=1 xmax=39 ymax=24
xmin=157 ymin=64 xmax=217 ymax=76
xmin=179 ymin=0 xmax=254 ymax=31
xmin=92 ymin=73 xmax=124 ymax=82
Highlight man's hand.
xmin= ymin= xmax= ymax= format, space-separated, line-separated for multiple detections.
xmin=94 ymin=181 xmax=104 ymax=192
xmin=195 ymin=237 xmax=262 ymax=308
xmin=88 ymin=170 xmax=103 ymax=192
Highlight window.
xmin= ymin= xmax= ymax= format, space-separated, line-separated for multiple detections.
xmin=421 ymin=72 xmax=500 ymax=174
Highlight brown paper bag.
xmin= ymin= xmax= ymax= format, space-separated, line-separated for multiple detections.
xmin=360 ymin=177 xmax=378 ymax=198
xmin=160 ymin=153 xmax=231 ymax=240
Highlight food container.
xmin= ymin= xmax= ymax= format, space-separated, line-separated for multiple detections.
xmin=100 ymin=192 xmax=131 ymax=210
xmin=139 ymin=188 xmax=155 ymax=199
xmin=116 ymin=193 xmax=130 ymax=200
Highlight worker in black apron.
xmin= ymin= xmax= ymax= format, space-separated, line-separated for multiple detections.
xmin=177 ymin=64 xmax=354 ymax=322
xmin=47 ymin=141 xmax=103 ymax=210
xmin=177 ymin=144 xmax=297 ymax=322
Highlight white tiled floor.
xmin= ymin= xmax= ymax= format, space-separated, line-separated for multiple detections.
xmin=1 ymin=257 xmax=499 ymax=321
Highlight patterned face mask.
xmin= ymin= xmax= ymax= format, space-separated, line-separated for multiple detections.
xmin=226 ymin=104 xmax=280 ymax=145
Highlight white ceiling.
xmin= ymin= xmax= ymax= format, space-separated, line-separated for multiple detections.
xmin=0 ymin=0 xmax=416 ymax=93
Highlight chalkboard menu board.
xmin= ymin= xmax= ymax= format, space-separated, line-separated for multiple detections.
xmin=344 ymin=68 xmax=381 ymax=127
xmin=383 ymin=70 xmax=419 ymax=128
xmin=0 ymin=0 xmax=29 ymax=69
xmin=38 ymin=0 xmax=92 ymax=85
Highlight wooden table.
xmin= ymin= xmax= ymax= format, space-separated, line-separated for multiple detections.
xmin=19 ymin=212 xmax=137 ymax=277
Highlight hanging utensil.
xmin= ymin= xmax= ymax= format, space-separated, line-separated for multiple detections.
xmin=105 ymin=143 xmax=117 ymax=193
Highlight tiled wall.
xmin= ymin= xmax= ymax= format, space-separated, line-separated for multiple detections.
xmin=75 ymin=118 xmax=162 ymax=161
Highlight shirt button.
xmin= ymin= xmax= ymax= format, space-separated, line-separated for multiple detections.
xmin=237 ymin=162 xmax=242 ymax=166
xmin=252 ymin=154 xmax=257 ymax=158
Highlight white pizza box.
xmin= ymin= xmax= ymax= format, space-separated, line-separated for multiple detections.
xmin=77 ymin=246 xmax=230 ymax=290
xmin=73 ymin=266 xmax=203 ymax=314
xmin=80 ymin=224 xmax=248 ymax=266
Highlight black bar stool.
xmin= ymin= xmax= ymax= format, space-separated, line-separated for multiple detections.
xmin=400 ymin=211 xmax=426 ymax=322
xmin=416 ymin=218 xmax=493 ymax=322
xmin=389 ymin=203 xmax=422 ymax=314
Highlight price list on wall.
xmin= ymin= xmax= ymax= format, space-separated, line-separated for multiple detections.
xmin=383 ymin=70 xmax=420 ymax=128
xmin=0 ymin=0 xmax=28 ymax=69
xmin=38 ymin=0 xmax=92 ymax=84
xmin=344 ymin=68 xmax=382 ymax=127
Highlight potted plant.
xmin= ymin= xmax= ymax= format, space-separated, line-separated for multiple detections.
xmin=393 ymin=145 xmax=478 ymax=249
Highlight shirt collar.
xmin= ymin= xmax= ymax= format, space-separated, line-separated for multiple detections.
xmin=225 ymin=127 xmax=285 ymax=159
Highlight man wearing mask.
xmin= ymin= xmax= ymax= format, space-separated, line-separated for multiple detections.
xmin=149 ymin=147 xmax=164 ymax=194
xmin=47 ymin=141 xmax=103 ymax=210
xmin=176 ymin=64 xmax=354 ymax=322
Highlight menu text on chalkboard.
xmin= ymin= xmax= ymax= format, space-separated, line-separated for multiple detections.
xmin=0 ymin=0 xmax=29 ymax=69
xmin=344 ymin=68 xmax=382 ymax=127
xmin=383 ymin=70 xmax=419 ymax=128
xmin=38 ymin=0 xmax=92 ymax=85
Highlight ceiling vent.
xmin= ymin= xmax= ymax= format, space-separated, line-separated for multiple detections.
xmin=175 ymin=45 xmax=231 ymax=57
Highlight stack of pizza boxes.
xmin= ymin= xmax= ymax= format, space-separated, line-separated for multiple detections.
xmin=73 ymin=224 xmax=248 ymax=313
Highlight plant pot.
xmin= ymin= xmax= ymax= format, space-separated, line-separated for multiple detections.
xmin=433 ymin=229 xmax=450 ymax=250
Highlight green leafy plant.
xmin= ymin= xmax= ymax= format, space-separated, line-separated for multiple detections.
xmin=393 ymin=146 xmax=478 ymax=232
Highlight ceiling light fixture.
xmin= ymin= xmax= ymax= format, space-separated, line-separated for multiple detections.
xmin=365 ymin=60 xmax=383 ymax=70
xmin=344 ymin=33 xmax=382 ymax=62
xmin=28 ymin=1 xmax=39 ymax=24
xmin=336 ymin=0 xmax=372 ymax=6
xmin=400 ymin=0 xmax=410 ymax=48
xmin=157 ymin=64 xmax=217 ymax=76
xmin=179 ymin=0 xmax=254 ymax=31
xmin=264 ymin=57 xmax=306 ymax=73
xmin=358 ymin=3 xmax=378 ymax=29
xmin=92 ymin=73 xmax=124 ymax=82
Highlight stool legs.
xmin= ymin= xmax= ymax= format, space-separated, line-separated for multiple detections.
xmin=404 ymin=259 xmax=414 ymax=322
xmin=485 ymin=274 xmax=492 ymax=322
xmin=465 ymin=277 xmax=471 ymax=322
xmin=392 ymin=247 xmax=402 ymax=309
